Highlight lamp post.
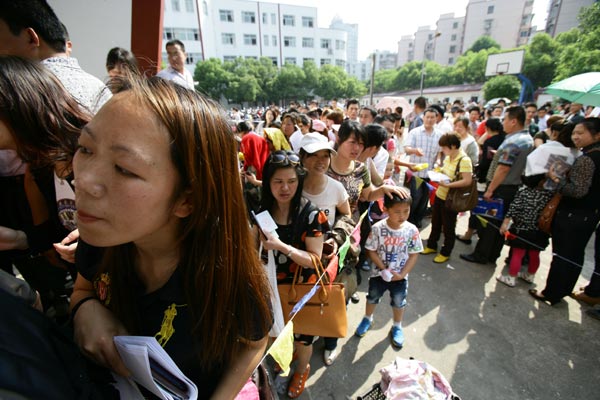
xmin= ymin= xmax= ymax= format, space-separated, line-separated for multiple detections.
xmin=419 ymin=32 xmax=441 ymax=97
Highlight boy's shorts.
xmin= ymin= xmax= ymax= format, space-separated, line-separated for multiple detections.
xmin=366 ymin=276 xmax=408 ymax=309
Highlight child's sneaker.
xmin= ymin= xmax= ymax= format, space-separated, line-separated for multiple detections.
xmin=355 ymin=317 xmax=372 ymax=337
xmin=496 ymin=274 xmax=516 ymax=287
xmin=518 ymin=271 xmax=535 ymax=284
xmin=390 ymin=326 xmax=404 ymax=348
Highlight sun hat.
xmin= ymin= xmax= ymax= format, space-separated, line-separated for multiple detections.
xmin=299 ymin=132 xmax=337 ymax=155
xmin=311 ymin=119 xmax=326 ymax=133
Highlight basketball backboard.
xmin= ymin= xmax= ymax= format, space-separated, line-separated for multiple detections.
xmin=485 ymin=50 xmax=525 ymax=77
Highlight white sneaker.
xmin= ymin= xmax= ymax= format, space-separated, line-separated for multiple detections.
xmin=496 ymin=274 xmax=516 ymax=287
xmin=323 ymin=348 xmax=339 ymax=366
xmin=518 ymin=272 xmax=535 ymax=284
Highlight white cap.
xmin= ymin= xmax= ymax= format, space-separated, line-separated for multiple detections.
xmin=299 ymin=132 xmax=337 ymax=155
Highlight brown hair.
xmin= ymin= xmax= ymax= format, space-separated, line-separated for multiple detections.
xmin=98 ymin=76 xmax=271 ymax=369
xmin=327 ymin=110 xmax=344 ymax=124
xmin=0 ymin=55 xmax=91 ymax=170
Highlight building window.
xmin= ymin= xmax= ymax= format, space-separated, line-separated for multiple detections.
xmin=448 ymin=57 xmax=454 ymax=64
xmin=522 ymin=15 xmax=530 ymax=25
xmin=271 ymin=13 xmax=276 ymax=25
xmin=336 ymin=40 xmax=345 ymax=50
xmin=302 ymin=16 xmax=314 ymax=28
xmin=202 ymin=1 xmax=208 ymax=15
xmin=184 ymin=0 xmax=193 ymax=12
xmin=270 ymin=57 xmax=278 ymax=66
xmin=303 ymin=57 xmax=314 ymax=64
xmin=264 ymin=35 xmax=269 ymax=46
xmin=284 ymin=36 xmax=295 ymax=47
xmin=242 ymin=11 xmax=256 ymax=23
xmin=186 ymin=52 xmax=201 ymax=64
xmin=223 ymin=56 xmax=236 ymax=62
xmin=222 ymin=33 xmax=235 ymax=45
xmin=219 ymin=9 xmax=234 ymax=22
xmin=320 ymin=39 xmax=331 ymax=49
xmin=484 ymin=18 xmax=493 ymax=33
xmin=335 ymin=59 xmax=345 ymax=67
xmin=487 ymin=5 xmax=494 ymax=14
xmin=244 ymin=34 xmax=257 ymax=45
xmin=449 ymin=45 xmax=456 ymax=54
xmin=163 ymin=27 xmax=174 ymax=40
xmin=284 ymin=57 xmax=296 ymax=65
xmin=246 ymin=56 xmax=257 ymax=60
xmin=451 ymin=34 xmax=457 ymax=41
xmin=283 ymin=15 xmax=295 ymax=26
xmin=171 ymin=0 xmax=180 ymax=12
xmin=262 ymin=12 xmax=268 ymax=24
xmin=520 ymin=30 xmax=529 ymax=37
xmin=272 ymin=35 xmax=277 ymax=46
xmin=452 ymin=22 xmax=458 ymax=29
xmin=428 ymin=33 xmax=433 ymax=40
xmin=320 ymin=58 xmax=331 ymax=66
xmin=302 ymin=37 xmax=314 ymax=48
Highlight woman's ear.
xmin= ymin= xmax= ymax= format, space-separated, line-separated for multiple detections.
xmin=173 ymin=190 xmax=193 ymax=218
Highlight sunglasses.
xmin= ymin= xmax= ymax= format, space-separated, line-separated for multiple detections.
xmin=269 ymin=151 xmax=300 ymax=166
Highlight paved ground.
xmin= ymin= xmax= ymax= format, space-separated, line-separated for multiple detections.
xmin=280 ymin=214 xmax=599 ymax=399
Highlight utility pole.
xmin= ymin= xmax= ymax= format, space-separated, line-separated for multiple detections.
xmin=369 ymin=52 xmax=376 ymax=105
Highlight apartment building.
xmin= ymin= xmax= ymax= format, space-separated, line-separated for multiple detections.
xmin=461 ymin=0 xmax=534 ymax=52
xmin=433 ymin=13 xmax=464 ymax=66
xmin=163 ymin=0 xmax=348 ymax=75
xmin=545 ymin=0 xmax=596 ymax=37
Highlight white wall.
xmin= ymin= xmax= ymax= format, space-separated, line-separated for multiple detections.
xmin=48 ymin=0 xmax=132 ymax=80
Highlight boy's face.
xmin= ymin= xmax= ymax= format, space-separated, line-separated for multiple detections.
xmin=385 ymin=202 xmax=411 ymax=226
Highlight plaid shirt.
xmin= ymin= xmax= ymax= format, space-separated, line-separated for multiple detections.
xmin=407 ymin=125 xmax=442 ymax=178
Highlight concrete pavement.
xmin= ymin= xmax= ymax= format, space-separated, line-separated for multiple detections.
xmin=287 ymin=214 xmax=599 ymax=399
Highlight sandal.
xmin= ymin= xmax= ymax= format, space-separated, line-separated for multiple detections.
xmin=287 ymin=364 xmax=310 ymax=398
xmin=323 ymin=348 xmax=339 ymax=366
xmin=529 ymin=289 xmax=559 ymax=306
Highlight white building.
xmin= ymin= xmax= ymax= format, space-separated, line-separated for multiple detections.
xmin=163 ymin=0 xmax=349 ymax=75
xmin=396 ymin=35 xmax=414 ymax=66
xmin=329 ymin=17 xmax=359 ymax=65
xmin=412 ymin=26 xmax=437 ymax=63
xmin=348 ymin=60 xmax=369 ymax=82
xmin=433 ymin=13 xmax=464 ymax=66
xmin=545 ymin=0 xmax=596 ymax=37
xmin=461 ymin=0 xmax=534 ymax=53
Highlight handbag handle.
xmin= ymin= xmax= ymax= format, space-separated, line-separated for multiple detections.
xmin=451 ymin=156 xmax=465 ymax=182
xmin=288 ymin=252 xmax=329 ymax=303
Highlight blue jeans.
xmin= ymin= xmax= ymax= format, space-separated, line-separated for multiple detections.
xmin=366 ymin=277 xmax=408 ymax=309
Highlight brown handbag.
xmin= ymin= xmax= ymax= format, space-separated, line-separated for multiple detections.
xmin=277 ymin=253 xmax=347 ymax=338
xmin=445 ymin=157 xmax=478 ymax=212
xmin=538 ymin=193 xmax=562 ymax=234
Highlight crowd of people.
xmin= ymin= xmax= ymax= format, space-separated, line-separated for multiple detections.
xmin=1 ymin=1 xmax=599 ymax=399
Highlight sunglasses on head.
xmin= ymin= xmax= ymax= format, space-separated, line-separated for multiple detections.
xmin=270 ymin=151 xmax=300 ymax=166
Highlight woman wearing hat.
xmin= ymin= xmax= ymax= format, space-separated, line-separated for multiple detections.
xmin=299 ymin=132 xmax=350 ymax=366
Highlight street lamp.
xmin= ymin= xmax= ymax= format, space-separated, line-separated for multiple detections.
xmin=419 ymin=32 xmax=441 ymax=97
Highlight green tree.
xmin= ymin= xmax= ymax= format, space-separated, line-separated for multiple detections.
xmin=245 ymin=57 xmax=278 ymax=104
xmin=483 ymin=75 xmax=520 ymax=101
xmin=371 ymin=68 xmax=399 ymax=93
xmin=272 ymin=64 xmax=306 ymax=103
xmin=392 ymin=61 xmax=422 ymax=91
xmin=553 ymin=3 xmax=600 ymax=81
xmin=302 ymin=60 xmax=319 ymax=99
xmin=467 ymin=36 xmax=501 ymax=53
xmin=194 ymin=58 xmax=231 ymax=101
xmin=315 ymin=65 xmax=347 ymax=100
xmin=522 ymin=34 xmax=559 ymax=88
xmin=448 ymin=49 xmax=492 ymax=84
xmin=343 ymin=75 xmax=368 ymax=98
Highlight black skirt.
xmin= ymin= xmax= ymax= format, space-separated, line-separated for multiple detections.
xmin=506 ymin=227 xmax=550 ymax=251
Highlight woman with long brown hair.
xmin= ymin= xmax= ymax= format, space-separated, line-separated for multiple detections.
xmin=70 ymin=76 xmax=272 ymax=397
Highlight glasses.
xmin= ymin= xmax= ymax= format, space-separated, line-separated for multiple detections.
xmin=269 ymin=150 xmax=300 ymax=166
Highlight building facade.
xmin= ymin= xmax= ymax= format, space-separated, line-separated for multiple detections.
xmin=433 ymin=13 xmax=464 ymax=66
xmin=163 ymin=0 xmax=349 ymax=75
xmin=545 ymin=0 xmax=596 ymax=37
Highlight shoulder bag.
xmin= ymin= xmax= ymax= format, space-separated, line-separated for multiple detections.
xmin=537 ymin=193 xmax=561 ymax=235
xmin=277 ymin=253 xmax=347 ymax=338
xmin=445 ymin=157 xmax=478 ymax=212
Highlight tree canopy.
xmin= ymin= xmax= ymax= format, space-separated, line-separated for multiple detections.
xmin=467 ymin=36 xmax=501 ymax=53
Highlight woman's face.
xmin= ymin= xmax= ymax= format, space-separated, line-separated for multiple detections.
xmin=0 ymin=118 xmax=16 ymax=150
xmin=269 ymin=167 xmax=298 ymax=206
xmin=302 ymin=150 xmax=331 ymax=176
xmin=572 ymin=124 xmax=598 ymax=149
xmin=73 ymin=93 xmax=189 ymax=248
xmin=282 ymin=118 xmax=295 ymax=136
xmin=454 ymin=121 xmax=467 ymax=136
xmin=337 ymin=133 xmax=364 ymax=160
xmin=265 ymin=110 xmax=274 ymax=122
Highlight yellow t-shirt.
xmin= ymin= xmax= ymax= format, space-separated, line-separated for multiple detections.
xmin=436 ymin=150 xmax=473 ymax=201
